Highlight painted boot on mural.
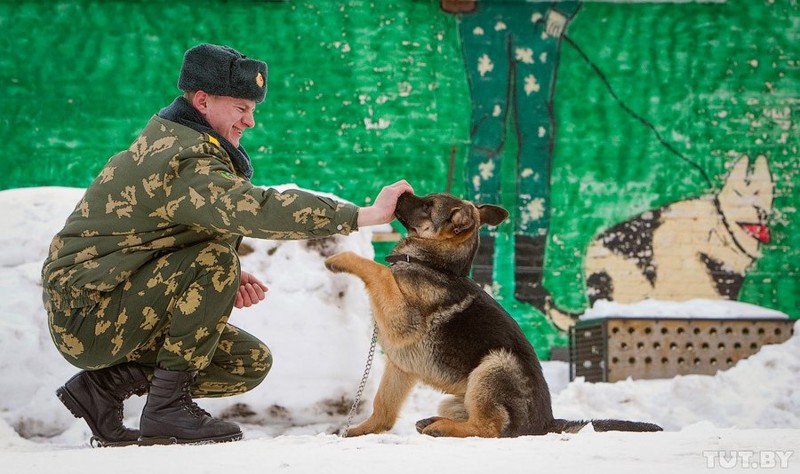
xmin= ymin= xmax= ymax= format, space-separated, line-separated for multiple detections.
xmin=513 ymin=234 xmax=553 ymax=313
xmin=471 ymin=235 xmax=495 ymax=291
xmin=56 ymin=362 xmax=150 ymax=447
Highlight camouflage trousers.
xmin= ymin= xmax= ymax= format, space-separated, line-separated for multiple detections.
xmin=45 ymin=241 xmax=272 ymax=398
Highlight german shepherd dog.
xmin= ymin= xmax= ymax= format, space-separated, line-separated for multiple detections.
xmin=325 ymin=193 xmax=662 ymax=437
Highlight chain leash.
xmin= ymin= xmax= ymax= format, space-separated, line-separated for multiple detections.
xmin=340 ymin=324 xmax=378 ymax=438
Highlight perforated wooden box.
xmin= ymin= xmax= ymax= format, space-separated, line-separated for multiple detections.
xmin=569 ymin=318 xmax=795 ymax=382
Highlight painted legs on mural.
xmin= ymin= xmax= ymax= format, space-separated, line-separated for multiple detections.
xmin=472 ymin=235 xmax=496 ymax=290
xmin=460 ymin=3 xmax=563 ymax=313
xmin=460 ymin=6 xmax=512 ymax=289
xmin=511 ymin=29 xmax=558 ymax=313
xmin=514 ymin=234 xmax=551 ymax=311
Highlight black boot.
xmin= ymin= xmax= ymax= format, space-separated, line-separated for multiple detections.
xmin=514 ymin=234 xmax=552 ymax=312
xmin=139 ymin=368 xmax=242 ymax=444
xmin=471 ymin=235 xmax=495 ymax=290
xmin=56 ymin=362 xmax=149 ymax=447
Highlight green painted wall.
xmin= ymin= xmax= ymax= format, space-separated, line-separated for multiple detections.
xmin=2 ymin=0 xmax=798 ymax=357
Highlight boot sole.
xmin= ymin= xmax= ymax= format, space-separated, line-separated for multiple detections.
xmin=138 ymin=432 xmax=243 ymax=445
xmin=88 ymin=436 xmax=179 ymax=448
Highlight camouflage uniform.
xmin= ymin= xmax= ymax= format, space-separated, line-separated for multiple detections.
xmin=42 ymin=113 xmax=359 ymax=398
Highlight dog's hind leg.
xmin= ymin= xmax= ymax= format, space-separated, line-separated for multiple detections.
xmin=418 ymin=352 xmax=522 ymax=438
xmin=438 ymin=395 xmax=468 ymax=421
xmin=417 ymin=387 xmax=510 ymax=437
xmin=415 ymin=407 xmax=508 ymax=438
xmin=345 ymin=360 xmax=418 ymax=437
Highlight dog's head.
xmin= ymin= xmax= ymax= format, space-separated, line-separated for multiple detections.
xmin=394 ymin=192 xmax=508 ymax=242
xmin=718 ymin=154 xmax=773 ymax=258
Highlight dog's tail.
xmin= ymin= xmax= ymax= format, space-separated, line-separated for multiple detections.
xmin=550 ymin=418 xmax=663 ymax=434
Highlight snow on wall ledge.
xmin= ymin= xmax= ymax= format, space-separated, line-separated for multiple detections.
xmin=582 ymin=298 xmax=789 ymax=320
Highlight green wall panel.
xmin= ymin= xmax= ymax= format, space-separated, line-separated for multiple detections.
xmin=1 ymin=0 xmax=797 ymax=358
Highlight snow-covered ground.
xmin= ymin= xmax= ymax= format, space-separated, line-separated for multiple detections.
xmin=1 ymin=187 xmax=798 ymax=473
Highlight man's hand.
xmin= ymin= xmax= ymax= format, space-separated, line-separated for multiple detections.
xmin=357 ymin=180 xmax=414 ymax=227
xmin=235 ymin=271 xmax=269 ymax=309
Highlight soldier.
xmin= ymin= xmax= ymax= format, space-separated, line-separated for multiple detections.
xmin=41 ymin=43 xmax=413 ymax=446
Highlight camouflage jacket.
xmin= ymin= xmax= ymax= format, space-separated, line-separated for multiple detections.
xmin=42 ymin=115 xmax=359 ymax=310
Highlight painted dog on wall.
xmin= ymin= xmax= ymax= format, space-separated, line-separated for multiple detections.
xmin=548 ymin=154 xmax=774 ymax=330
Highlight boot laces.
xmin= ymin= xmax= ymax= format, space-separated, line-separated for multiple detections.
xmin=183 ymin=398 xmax=212 ymax=418
xmin=180 ymin=380 xmax=211 ymax=418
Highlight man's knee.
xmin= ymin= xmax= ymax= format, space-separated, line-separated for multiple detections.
xmin=191 ymin=330 xmax=273 ymax=397
xmin=240 ymin=338 xmax=272 ymax=392
xmin=244 ymin=347 xmax=272 ymax=392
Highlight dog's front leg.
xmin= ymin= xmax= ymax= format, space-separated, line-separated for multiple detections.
xmin=326 ymin=251 xmax=413 ymax=343
xmin=345 ymin=359 xmax=417 ymax=437
xmin=325 ymin=251 xmax=392 ymax=286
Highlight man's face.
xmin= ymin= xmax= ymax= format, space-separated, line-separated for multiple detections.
xmin=195 ymin=92 xmax=256 ymax=148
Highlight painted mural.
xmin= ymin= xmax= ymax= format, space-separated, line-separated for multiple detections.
xmin=549 ymin=154 xmax=775 ymax=330
xmin=443 ymin=1 xmax=581 ymax=315
xmin=439 ymin=0 xmax=796 ymax=342
xmin=1 ymin=0 xmax=797 ymax=357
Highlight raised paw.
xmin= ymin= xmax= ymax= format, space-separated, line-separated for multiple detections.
xmin=324 ymin=251 xmax=357 ymax=274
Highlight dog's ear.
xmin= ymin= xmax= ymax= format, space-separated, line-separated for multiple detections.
xmin=450 ymin=207 xmax=476 ymax=235
xmin=477 ymin=204 xmax=509 ymax=227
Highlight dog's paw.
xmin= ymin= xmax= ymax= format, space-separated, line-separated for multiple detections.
xmin=335 ymin=425 xmax=362 ymax=437
xmin=324 ymin=252 xmax=355 ymax=273
xmin=415 ymin=417 xmax=444 ymax=435
xmin=341 ymin=419 xmax=388 ymax=437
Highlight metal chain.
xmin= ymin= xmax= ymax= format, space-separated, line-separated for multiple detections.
xmin=340 ymin=324 xmax=378 ymax=438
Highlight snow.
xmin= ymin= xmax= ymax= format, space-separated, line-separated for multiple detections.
xmin=583 ymin=298 xmax=789 ymax=320
xmin=1 ymin=186 xmax=798 ymax=473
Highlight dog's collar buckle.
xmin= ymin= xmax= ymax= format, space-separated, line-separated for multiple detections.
xmin=385 ymin=254 xmax=417 ymax=265
xmin=385 ymin=253 xmax=460 ymax=277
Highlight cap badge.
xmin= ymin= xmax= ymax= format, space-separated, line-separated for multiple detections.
xmin=256 ymin=72 xmax=265 ymax=88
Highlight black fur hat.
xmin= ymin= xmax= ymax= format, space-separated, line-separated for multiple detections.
xmin=178 ymin=44 xmax=268 ymax=103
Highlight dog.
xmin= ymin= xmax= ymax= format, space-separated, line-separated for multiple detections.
xmin=547 ymin=154 xmax=774 ymax=331
xmin=325 ymin=192 xmax=662 ymax=437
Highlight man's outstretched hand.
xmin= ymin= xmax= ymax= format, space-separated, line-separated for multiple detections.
xmin=357 ymin=180 xmax=414 ymax=227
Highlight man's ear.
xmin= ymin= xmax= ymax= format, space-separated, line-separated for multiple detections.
xmin=191 ymin=90 xmax=210 ymax=114
xmin=477 ymin=204 xmax=509 ymax=227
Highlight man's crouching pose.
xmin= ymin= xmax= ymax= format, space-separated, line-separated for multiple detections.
xmin=42 ymin=43 xmax=412 ymax=446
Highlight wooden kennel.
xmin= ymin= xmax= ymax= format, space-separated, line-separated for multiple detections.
xmin=569 ymin=317 xmax=795 ymax=382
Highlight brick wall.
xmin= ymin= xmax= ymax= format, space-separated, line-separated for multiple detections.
xmin=1 ymin=0 xmax=797 ymax=355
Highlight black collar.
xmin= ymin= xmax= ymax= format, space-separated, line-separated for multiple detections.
xmin=385 ymin=254 xmax=428 ymax=266
xmin=385 ymin=253 xmax=466 ymax=277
